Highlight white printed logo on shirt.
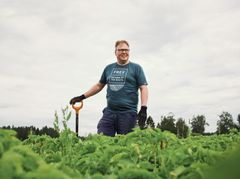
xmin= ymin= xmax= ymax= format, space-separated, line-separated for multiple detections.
xmin=108 ymin=68 xmax=128 ymax=91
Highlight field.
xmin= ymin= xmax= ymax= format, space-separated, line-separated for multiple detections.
xmin=1 ymin=126 xmax=240 ymax=179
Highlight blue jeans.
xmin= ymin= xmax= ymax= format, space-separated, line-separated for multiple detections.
xmin=97 ymin=108 xmax=137 ymax=137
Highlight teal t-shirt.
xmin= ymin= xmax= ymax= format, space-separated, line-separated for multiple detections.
xmin=99 ymin=61 xmax=148 ymax=112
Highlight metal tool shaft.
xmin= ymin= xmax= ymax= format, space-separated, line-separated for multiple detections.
xmin=76 ymin=112 xmax=79 ymax=136
xmin=72 ymin=101 xmax=83 ymax=137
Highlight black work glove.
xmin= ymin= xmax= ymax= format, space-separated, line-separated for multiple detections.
xmin=137 ymin=106 xmax=147 ymax=129
xmin=69 ymin=94 xmax=86 ymax=105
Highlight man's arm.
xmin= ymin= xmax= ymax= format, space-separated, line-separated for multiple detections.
xmin=137 ymin=85 xmax=148 ymax=129
xmin=84 ymin=82 xmax=105 ymax=98
xmin=70 ymin=82 xmax=105 ymax=104
xmin=139 ymin=85 xmax=148 ymax=106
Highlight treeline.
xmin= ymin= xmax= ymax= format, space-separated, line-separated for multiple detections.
xmin=144 ymin=111 xmax=240 ymax=138
xmin=0 ymin=125 xmax=59 ymax=141
xmin=1 ymin=111 xmax=239 ymax=140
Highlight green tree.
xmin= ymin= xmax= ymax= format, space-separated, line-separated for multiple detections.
xmin=39 ymin=126 xmax=59 ymax=138
xmin=156 ymin=122 xmax=161 ymax=129
xmin=190 ymin=115 xmax=208 ymax=134
xmin=0 ymin=125 xmax=59 ymax=140
xmin=237 ymin=114 xmax=240 ymax=131
xmin=217 ymin=111 xmax=235 ymax=134
xmin=237 ymin=114 xmax=240 ymax=124
xmin=146 ymin=116 xmax=155 ymax=128
xmin=159 ymin=113 xmax=177 ymax=134
xmin=176 ymin=118 xmax=189 ymax=138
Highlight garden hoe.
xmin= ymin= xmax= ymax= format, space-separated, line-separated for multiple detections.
xmin=72 ymin=101 xmax=83 ymax=137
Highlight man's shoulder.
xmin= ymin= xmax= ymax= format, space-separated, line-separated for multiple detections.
xmin=105 ymin=62 xmax=116 ymax=69
xmin=129 ymin=61 xmax=142 ymax=69
xmin=102 ymin=63 xmax=116 ymax=72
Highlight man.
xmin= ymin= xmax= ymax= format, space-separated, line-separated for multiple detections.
xmin=70 ymin=40 xmax=148 ymax=136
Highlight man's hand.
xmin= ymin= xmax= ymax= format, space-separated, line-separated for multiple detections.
xmin=137 ymin=106 xmax=147 ymax=129
xmin=69 ymin=94 xmax=86 ymax=105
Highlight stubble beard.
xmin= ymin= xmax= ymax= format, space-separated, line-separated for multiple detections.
xmin=117 ymin=54 xmax=129 ymax=65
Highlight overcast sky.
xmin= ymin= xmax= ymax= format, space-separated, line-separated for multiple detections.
xmin=1 ymin=0 xmax=240 ymax=136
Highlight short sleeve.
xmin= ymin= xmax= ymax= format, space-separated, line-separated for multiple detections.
xmin=99 ymin=67 xmax=107 ymax=84
xmin=136 ymin=65 xmax=148 ymax=86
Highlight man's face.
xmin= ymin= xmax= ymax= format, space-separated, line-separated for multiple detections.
xmin=115 ymin=43 xmax=130 ymax=64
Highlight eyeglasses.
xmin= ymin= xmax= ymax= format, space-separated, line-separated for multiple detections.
xmin=116 ymin=49 xmax=130 ymax=52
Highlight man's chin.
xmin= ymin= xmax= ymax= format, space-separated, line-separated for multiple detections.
xmin=120 ymin=57 xmax=129 ymax=61
xmin=117 ymin=59 xmax=129 ymax=65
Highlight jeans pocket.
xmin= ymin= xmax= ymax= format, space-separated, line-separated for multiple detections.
xmin=129 ymin=112 xmax=137 ymax=118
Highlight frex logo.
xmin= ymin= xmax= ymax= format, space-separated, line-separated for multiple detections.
xmin=108 ymin=68 xmax=128 ymax=91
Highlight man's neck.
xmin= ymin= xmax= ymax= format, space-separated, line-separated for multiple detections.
xmin=117 ymin=60 xmax=129 ymax=66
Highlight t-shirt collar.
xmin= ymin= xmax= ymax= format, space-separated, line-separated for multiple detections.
xmin=116 ymin=61 xmax=130 ymax=66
